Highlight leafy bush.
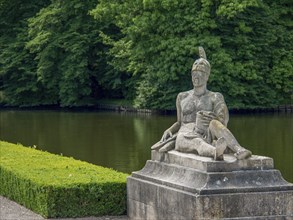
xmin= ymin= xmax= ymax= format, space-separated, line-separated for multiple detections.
xmin=91 ymin=0 xmax=293 ymax=109
xmin=0 ymin=141 xmax=128 ymax=218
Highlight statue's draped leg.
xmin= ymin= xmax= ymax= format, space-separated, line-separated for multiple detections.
xmin=208 ymin=120 xmax=249 ymax=154
xmin=175 ymin=134 xmax=216 ymax=158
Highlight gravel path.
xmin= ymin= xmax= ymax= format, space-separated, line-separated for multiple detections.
xmin=0 ymin=196 xmax=128 ymax=220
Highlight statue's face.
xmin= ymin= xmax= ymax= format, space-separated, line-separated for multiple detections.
xmin=191 ymin=70 xmax=208 ymax=87
xmin=191 ymin=59 xmax=209 ymax=87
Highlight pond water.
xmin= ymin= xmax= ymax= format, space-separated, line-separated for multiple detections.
xmin=0 ymin=110 xmax=292 ymax=182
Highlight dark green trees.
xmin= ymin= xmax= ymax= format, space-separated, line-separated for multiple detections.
xmin=215 ymin=0 xmax=293 ymax=108
xmin=0 ymin=0 xmax=51 ymax=106
xmin=0 ymin=0 xmax=127 ymax=106
xmin=26 ymin=0 xmax=101 ymax=106
xmin=91 ymin=0 xmax=292 ymax=109
xmin=1 ymin=0 xmax=292 ymax=109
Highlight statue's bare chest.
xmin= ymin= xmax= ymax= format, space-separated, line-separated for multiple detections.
xmin=181 ymin=92 xmax=213 ymax=123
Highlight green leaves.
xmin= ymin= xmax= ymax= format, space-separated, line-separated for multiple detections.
xmin=216 ymin=0 xmax=259 ymax=19
xmin=0 ymin=0 xmax=51 ymax=106
xmin=91 ymin=0 xmax=292 ymax=109
xmin=0 ymin=0 xmax=291 ymax=109
xmin=25 ymin=0 xmax=95 ymax=106
xmin=0 ymin=0 xmax=128 ymax=107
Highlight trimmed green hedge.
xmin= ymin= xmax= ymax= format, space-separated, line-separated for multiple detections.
xmin=0 ymin=141 xmax=128 ymax=218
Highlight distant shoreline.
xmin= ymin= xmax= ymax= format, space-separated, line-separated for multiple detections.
xmin=0 ymin=103 xmax=292 ymax=114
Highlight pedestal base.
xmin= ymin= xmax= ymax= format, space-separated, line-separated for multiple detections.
xmin=127 ymin=151 xmax=293 ymax=219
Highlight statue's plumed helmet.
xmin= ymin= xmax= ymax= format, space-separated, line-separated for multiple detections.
xmin=191 ymin=47 xmax=211 ymax=75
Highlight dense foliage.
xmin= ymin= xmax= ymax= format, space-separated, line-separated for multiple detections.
xmin=0 ymin=0 xmax=51 ymax=106
xmin=0 ymin=0 xmax=292 ymax=109
xmin=0 ymin=141 xmax=127 ymax=217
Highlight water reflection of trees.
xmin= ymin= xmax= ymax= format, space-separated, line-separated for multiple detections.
xmin=229 ymin=113 xmax=292 ymax=182
xmin=0 ymin=111 xmax=291 ymax=182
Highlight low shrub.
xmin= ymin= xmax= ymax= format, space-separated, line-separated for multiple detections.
xmin=0 ymin=141 xmax=128 ymax=218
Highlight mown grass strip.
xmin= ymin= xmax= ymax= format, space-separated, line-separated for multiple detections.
xmin=0 ymin=141 xmax=128 ymax=218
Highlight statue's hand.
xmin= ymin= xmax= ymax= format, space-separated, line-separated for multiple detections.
xmin=161 ymin=129 xmax=173 ymax=142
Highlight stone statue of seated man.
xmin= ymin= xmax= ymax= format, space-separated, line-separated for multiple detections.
xmin=152 ymin=47 xmax=252 ymax=160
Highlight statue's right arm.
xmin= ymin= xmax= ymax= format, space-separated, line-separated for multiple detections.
xmin=160 ymin=93 xmax=182 ymax=142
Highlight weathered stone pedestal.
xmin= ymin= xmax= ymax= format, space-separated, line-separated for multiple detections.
xmin=127 ymin=150 xmax=293 ymax=219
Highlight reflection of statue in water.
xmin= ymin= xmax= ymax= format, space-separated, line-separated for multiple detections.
xmin=152 ymin=47 xmax=252 ymax=160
